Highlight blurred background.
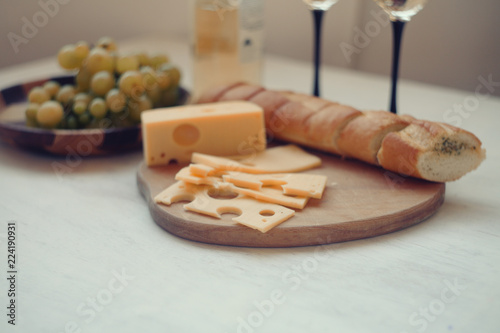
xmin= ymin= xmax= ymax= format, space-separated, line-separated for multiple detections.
xmin=1 ymin=0 xmax=499 ymax=96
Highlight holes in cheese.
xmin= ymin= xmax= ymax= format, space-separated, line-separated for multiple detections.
xmin=156 ymin=145 xmax=327 ymax=233
xmin=142 ymin=101 xmax=266 ymax=166
xmin=173 ymin=124 xmax=200 ymax=146
xmin=192 ymin=144 xmax=321 ymax=174
xmin=260 ymin=210 xmax=275 ymax=217
xmin=154 ymin=181 xmax=295 ymax=233
xmin=207 ymin=187 xmax=239 ymax=200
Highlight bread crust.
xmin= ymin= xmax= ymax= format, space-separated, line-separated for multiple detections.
xmin=197 ymin=83 xmax=486 ymax=182
xmin=306 ymin=103 xmax=362 ymax=154
xmin=220 ymin=84 xmax=265 ymax=102
xmin=249 ymin=90 xmax=290 ymax=125
xmin=195 ymin=82 xmax=245 ymax=104
xmin=337 ymin=111 xmax=410 ymax=164
xmin=376 ymin=131 xmax=423 ymax=179
xmin=278 ymin=91 xmax=332 ymax=111
xmin=377 ymin=117 xmax=486 ymax=181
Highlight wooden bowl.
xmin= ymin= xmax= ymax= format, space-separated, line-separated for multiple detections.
xmin=0 ymin=75 xmax=189 ymax=155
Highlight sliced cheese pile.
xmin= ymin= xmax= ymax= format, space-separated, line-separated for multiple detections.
xmin=154 ymin=145 xmax=328 ymax=233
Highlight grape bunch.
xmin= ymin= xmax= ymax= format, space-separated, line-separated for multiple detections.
xmin=25 ymin=37 xmax=182 ymax=129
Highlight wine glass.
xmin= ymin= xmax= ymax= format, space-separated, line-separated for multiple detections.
xmin=373 ymin=0 xmax=428 ymax=113
xmin=302 ymin=0 xmax=340 ymax=97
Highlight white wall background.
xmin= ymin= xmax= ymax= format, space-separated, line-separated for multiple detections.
xmin=1 ymin=0 xmax=499 ymax=96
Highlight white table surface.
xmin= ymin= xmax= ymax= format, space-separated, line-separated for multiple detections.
xmin=1 ymin=36 xmax=499 ymax=333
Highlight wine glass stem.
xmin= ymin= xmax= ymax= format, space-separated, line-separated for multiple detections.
xmin=312 ymin=9 xmax=325 ymax=97
xmin=390 ymin=20 xmax=405 ymax=114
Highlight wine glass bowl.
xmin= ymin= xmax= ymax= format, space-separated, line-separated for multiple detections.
xmin=374 ymin=0 xmax=427 ymax=21
xmin=303 ymin=0 xmax=339 ymax=11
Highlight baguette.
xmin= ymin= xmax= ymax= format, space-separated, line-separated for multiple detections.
xmin=377 ymin=115 xmax=486 ymax=182
xmin=196 ymin=83 xmax=486 ymax=182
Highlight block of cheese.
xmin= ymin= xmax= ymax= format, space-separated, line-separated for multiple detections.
xmin=141 ymin=101 xmax=266 ymax=166
xmin=191 ymin=144 xmax=322 ymax=174
xmin=223 ymin=172 xmax=328 ymax=199
xmin=154 ymin=181 xmax=295 ymax=233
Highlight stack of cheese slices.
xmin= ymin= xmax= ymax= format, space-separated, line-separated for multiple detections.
xmin=154 ymin=145 xmax=328 ymax=233
xmin=196 ymin=83 xmax=486 ymax=183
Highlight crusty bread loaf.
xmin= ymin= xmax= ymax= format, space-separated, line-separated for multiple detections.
xmin=377 ymin=115 xmax=486 ymax=182
xmin=196 ymin=83 xmax=486 ymax=182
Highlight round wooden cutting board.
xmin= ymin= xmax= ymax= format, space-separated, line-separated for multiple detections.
xmin=137 ymin=149 xmax=445 ymax=247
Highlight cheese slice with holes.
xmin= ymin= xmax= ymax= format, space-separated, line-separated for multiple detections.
xmin=154 ymin=181 xmax=295 ymax=233
xmin=223 ymin=172 xmax=328 ymax=199
xmin=192 ymin=145 xmax=321 ymax=174
xmin=142 ymin=101 xmax=266 ymax=166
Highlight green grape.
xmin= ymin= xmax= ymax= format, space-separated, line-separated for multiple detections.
xmin=36 ymin=101 xmax=64 ymax=128
xmin=74 ymin=92 xmax=91 ymax=104
xmin=25 ymin=103 xmax=40 ymax=122
xmin=116 ymin=55 xmax=139 ymax=74
xmin=134 ymin=52 xmax=150 ymax=67
xmin=75 ymin=65 xmax=92 ymax=92
xmin=105 ymin=88 xmax=126 ymax=113
xmin=90 ymin=71 xmax=115 ymax=96
xmin=28 ymin=86 xmax=50 ymax=104
xmin=56 ymin=84 xmax=76 ymax=105
xmin=149 ymin=53 xmax=169 ymax=69
xmin=89 ymin=97 xmax=108 ymax=119
xmin=140 ymin=66 xmax=158 ymax=91
xmin=86 ymin=48 xmax=115 ymax=74
xmin=118 ymin=70 xmax=144 ymax=97
xmin=96 ymin=36 xmax=117 ymax=52
xmin=146 ymin=86 xmax=162 ymax=107
xmin=43 ymin=81 xmax=60 ymax=98
xmin=66 ymin=115 xmax=78 ymax=129
xmin=57 ymin=44 xmax=81 ymax=70
xmin=78 ymin=112 xmax=91 ymax=126
xmin=128 ymin=95 xmax=152 ymax=123
xmin=72 ymin=101 xmax=88 ymax=115
xmin=155 ymin=71 xmax=171 ymax=90
xmin=158 ymin=63 xmax=181 ymax=87
xmin=74 ymin=41 xmax=90 ymax=63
